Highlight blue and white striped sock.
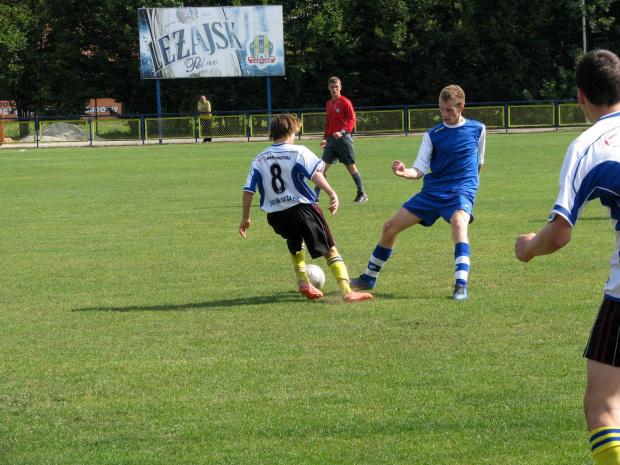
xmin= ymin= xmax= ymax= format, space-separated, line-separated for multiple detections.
xmin=363 ymin=245 xmax=393 ymax=285
xmin=454 ymin=242 xmax=470 ymax=287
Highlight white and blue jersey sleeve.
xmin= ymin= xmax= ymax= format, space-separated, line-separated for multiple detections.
xmin=550 ymin=111 xmax=620 ymax=300
xmin=244 ymin=143 xmax=324 ymax=213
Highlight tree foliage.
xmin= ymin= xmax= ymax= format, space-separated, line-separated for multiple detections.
xmin=1 ymin=0 xmax=619 ymax=115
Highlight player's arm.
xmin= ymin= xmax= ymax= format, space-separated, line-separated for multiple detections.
xmin=239 ymin=191 xmax=254 ymax=238
xmin=392 ymin=160 xmax=423 ymax=179
xmin=311 ymin=171 xmax=339 ymax=214
xmin=332 ymin=100 xmax=356 ymax=140
xmin=400 ymin=132 xmax=432 ymax=180
xmin=477 ymin=126 xmax=486 ymax=178
xmin=321 ymin=102 xmax=331 ymax=147
xmin=515 ymin=215 xmax=573 ymax=262
xmin=343 ymin=100 xmax=356 ymax=134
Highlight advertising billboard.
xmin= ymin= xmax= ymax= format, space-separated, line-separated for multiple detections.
xmin=138 ymin=6 xmax=285 ymax=79
xmin=0 ymin=99 xmax=121 ymax=118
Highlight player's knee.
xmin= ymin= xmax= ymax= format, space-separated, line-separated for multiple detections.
xmin=382 ymin=219 xmax=399 ymax=239
xmin=584 ymin=389 xmax=620 ymax=424
xmin=451 ymin=217 xmax=469 ymax=234
xmin=324 ymin=246 xmax=338 ymax=259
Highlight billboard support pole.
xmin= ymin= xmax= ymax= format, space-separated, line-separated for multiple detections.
xmin=156 ymin=79 xmax=162 ymax=143
xmin=267 ymin=77 xmax=272 ymax=116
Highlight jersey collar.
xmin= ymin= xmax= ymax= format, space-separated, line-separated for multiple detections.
xmin=444 ymin=118 xmax=467 ymax=129
xmin=599 ymin=111 xmax=620 ymax=122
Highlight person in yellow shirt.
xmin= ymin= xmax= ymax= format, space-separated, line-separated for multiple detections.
xmin=197 ymin=95 xmax=212 ymax=143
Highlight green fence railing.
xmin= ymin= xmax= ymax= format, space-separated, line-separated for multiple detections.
xmin=0 ymin=101 xmax=590 ymax=147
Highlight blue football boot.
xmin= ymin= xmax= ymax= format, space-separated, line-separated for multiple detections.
xmin=349 ymin=274 xmax=376 ymax=290
xmin=452 ymin=284 xmax=468 ymax=300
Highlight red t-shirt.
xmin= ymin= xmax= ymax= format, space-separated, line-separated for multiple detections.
xmin=323 ymin=96 xmax=356 ymax=138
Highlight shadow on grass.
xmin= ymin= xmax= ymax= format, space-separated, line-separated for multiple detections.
xmin=72 ymin=292 xmax=304 ymax=312
xmin=72 ymin=291 xmax=402 ymax=312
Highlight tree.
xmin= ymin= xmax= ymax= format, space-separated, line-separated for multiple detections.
xmin=3 ymin=0 xmax=616 ymax=115
xmin=0 ymin=2 xmax=29 ymax=105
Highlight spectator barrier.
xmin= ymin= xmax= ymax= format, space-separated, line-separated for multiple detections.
xmin=0 ymin=101 xmax=590 ymax=147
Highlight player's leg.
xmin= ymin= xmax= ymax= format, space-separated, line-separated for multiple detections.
xmin=585 ymin=360 xmax=620 ymax=465
xmin=344 ymin=163 xmax=368 ymax=203
xmin=268 ymin=209 xmax=323 ymax=299
xmin=323 ymin=246 xmax=373 ymax=302
xmin=584 ymin=297 xmax=620 ymax=464
xmin=288 ymin=239 xmax=323 ymax=299
xmin=315 ymin=140 xmax=337 ymax=201
xmin=351 ymin=207 xmax=422 ymax=290
xmin=290 ymin=243 xmax=309 ymax=282
xmin=314 ymin=162 xmax=332 ymax=201
xmin=450 ymin=209 xmax=471 ymax=300
xmin=335 ymin=135 xmax=366 ymax=202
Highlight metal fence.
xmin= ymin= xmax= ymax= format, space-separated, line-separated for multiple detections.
xmin=0 ymin=101 xmax=590 ymax=146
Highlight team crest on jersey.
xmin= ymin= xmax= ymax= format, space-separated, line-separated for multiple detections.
xmin=248 ymin=35 xmax=276 ymax=65
xmin=335 ymin=107 xmax=341 ymax=113
xmin=257 ymin=155 xmax=267 ymax=164
xmin=604 ymin=131 xmax=620 ymax=147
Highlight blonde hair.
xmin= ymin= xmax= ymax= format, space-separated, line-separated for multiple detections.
xmin=269 ymin=114 xmax=301 ymax=140
xmin=328 ymin=76 xmax=341 ymax=85
xmin=439 ymin=85 xmax=465 ymax=107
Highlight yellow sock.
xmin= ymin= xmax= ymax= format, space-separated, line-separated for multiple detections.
xmin=327 ymin=255 xmax=352 ymax=295
xmin=291 ymin=249 xmax=308 ymax=282
xmin=590 ymin=427 xmax=620 ymax=465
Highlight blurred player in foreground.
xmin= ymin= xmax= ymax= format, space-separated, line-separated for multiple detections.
xmin=351 ymin=85 xmax=486 ymax=300
xmin=516 ymin=49 xmax=620 ymax=465
xmin=239 ymin=114 xmax=373 ymax=303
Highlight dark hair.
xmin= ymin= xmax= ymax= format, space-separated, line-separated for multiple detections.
xmin=576 ymin=49 xmax=620 ymax=106
xmin=269 ymin=114 xmax=301 ymax=140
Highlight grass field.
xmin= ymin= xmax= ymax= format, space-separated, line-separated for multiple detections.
xmin=0 ymin=132 xmax=607 ymax=464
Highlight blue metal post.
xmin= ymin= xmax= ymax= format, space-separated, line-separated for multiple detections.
xmin=267 ymin=77 xmax=272 ymax=116
xmin=404 ymin=106 xmax=409 ymax=136
xmin=156 ymin=79 xmax=162 ymax=143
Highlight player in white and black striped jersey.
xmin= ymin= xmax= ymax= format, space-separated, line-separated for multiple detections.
xmin=240 ymin=114 xmax=373 ymax=303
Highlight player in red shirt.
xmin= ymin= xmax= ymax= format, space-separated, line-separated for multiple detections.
xmin=315 ymin=77 xmax=368 ymax=203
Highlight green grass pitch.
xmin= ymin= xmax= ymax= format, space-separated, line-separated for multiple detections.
xmin=1 ymin=132 xmax=605 ymax=463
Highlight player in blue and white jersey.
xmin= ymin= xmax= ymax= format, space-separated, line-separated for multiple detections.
xmin=351 ymin=85 xmax=486 ymax=300
xmin=516 ymin=49 xmax=620 ymax=465
xmin=240 ymin=114 xmax=373 ymax=303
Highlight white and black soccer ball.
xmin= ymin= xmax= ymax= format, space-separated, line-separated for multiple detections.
xmin=305 ymin=264 xmax=326 ymax=289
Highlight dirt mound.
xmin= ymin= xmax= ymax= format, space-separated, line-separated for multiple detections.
xmin=19 ymin=122 xmax=102 ymax=142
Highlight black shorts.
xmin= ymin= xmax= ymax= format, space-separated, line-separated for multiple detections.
xmin=322 ymin=134 xmax=356 ymax=165
xmin=267 ymin=203 xmax=336 ymax=259
xmin=584 ymin=297 xmax=620 ymax=367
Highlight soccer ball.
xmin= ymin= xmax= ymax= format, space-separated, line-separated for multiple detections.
xmin=305 ymin=264 xmax=326 ymax=289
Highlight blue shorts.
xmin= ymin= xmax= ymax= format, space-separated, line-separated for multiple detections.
xmin=402 ymin=191 xmax=475 ymax=227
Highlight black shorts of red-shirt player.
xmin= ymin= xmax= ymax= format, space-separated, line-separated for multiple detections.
xmin=584 ymin=297 xmax=620 ymax=367
xmin=322 ymin=133 xmax=356 ymax=166
xmin=267 ymin=203 xmax=335 ymax=259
